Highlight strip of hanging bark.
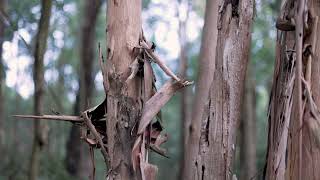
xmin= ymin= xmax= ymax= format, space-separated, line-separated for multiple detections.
xmin=13 ymin=115 xmax=82 ymax=122
xmin=126 ymin=58 xmax=140 ymax=83
xmin=140 ymin=41 xmax=181 ymax=82
xmin=276 ymin=18 xmax=296 ymax=31
xmin=295 ymin=1 xmax=305 ymax=178
xmin=140 ymin=161 xmax=158 ymax=180
xmin=82 ymin=111 xmax=109 ymax=165
xmin=137 ymin=80 xmax=192 ymax=134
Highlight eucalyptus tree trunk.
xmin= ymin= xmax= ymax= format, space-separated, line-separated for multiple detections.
xmin=239 ymin=66 xmax=256 ymax=180
xmin=0 ymin=0 xmax=6 ymax=155
xmin=65 ymin=0 xmax=102 ymax=179
xmin=184 ymin=0 xmax=254 ymax=179
xmin=264 ymin=0 xmax=320 ymax=179
xmin=29 ymin=0 xmax=52 ymax=180
xmin=103 ymin=0 xmax=143 ymax=179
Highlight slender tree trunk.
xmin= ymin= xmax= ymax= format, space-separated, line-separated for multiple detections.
xmin=65 ymin=0 xmax=102 ymax=179
xmin=29 ymin=0 xmax=52 ymax=180
xmin=239 ymin=66 xmax=256 ymax=180
xmin=183 ymin=0 xmax=218 ymax=179
xmin=103 ymin=0 xmax=142 ymax=179
xmin=0 ymin=0 xmax=6 ymax=155
xmin=184 ymin=0 xmax=254 ymax=179
xmin=264 ymin=0 xmax=320 ymax=179
xmin=178 ymin=1 xmax=191 ymax=178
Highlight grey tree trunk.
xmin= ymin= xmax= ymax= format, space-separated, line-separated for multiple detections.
xmin=65 ymin=0 xmax=102 ymax=179
xmin=29 ymin=0 xmax=52 ymax=180
xmin=184 ymin=0 xmax=254 ymax=179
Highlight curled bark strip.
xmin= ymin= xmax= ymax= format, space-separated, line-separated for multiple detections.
xmin=137 ymin=80 xmax=192 ymax=134
xmin=140 ymin=41 xmax=181 ymax=82
xmin=82 ymin=111 xmax=109 ymax=165
xmin=126 ymin=58 xmax=139 ymax=83
xmin=13 ymin=115 xmax=82 ymax=122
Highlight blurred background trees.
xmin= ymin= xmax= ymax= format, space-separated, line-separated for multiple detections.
xmin=0 ymin=0 xmax=278 ymax=179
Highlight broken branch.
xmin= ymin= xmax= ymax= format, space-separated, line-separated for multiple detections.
xmin=83 ymin=111 xmax=109 ymax=165
xmin=140 ymin=41 xmax=181 ymax=82
xmin=13 ymin=115 xmax=82 ymax=122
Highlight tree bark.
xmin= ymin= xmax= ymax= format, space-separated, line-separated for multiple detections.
xmin=183 ymin=0 xmax=218 ymax=179
xmin=178 ymin=1 xmax=191 ymax=178
xmin=184 ymin=0 xmax=254 ymax=179
xmin=239 ymin=66 xmax=256 ymax=180
xmin=29 ymin=0 xmax=52 ymax=180
xmin=0 ymin=0 xmax=6 ymax=156
xmin=264 ymin=0 xmax=320 ymax=179
xmin=103 ymin=0 xmax=142 ymax=179
xmin=65 ymin=0 xmax=102 ymax=179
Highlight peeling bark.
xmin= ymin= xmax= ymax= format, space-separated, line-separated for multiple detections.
xmin=184 ymin=0 xmax=254 ymax=179
xmin=29 ymin=0 xmax=52 ymax=179
xmin=264 ymin=0 xmax=320 ymax=179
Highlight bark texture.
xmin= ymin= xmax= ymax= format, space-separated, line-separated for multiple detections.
xmin=29 ymin=0 xmax=52 ymax=180
xmin=264 ymin=0 xmax=320 ymax=179
xmin=0 ymin=0 xmax=6 ymax=155
xmin=65 ymin=0 xmax=102 ymax=179
xmin=104 ymin=0 xmax=142 ymax=179
xmin=239 ymin=66 xmax=256 ymax=180
xmin=184 ymin=0 xmax=254 ymax=179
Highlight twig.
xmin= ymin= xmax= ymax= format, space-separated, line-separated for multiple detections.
xmin=13 ymin=115 xmax=82 ymax=122
xmin=82 ymin=111 xmax=109 ymax=166
xmin=140 ymin=41 xmax=181 ymax=82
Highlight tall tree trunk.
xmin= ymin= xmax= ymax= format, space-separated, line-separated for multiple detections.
xmin=183 ymin=0 xmax=218 ymax=179
xmin=184 ymin=0 xmax=254 ymax=179
xmin=178 ymin=1 xmax=191 ymax=178
xmin=65 ymin=0 xmax=102 ymax=179
xmin=103 ymin=0 xmax=142 ymax=179
xmin=0 ymin=0 xmax=6 ymax=156
xmin=264 ymin=0 xmax=320 ymax=179
xmin=239 ymin=66 xmax=256 ymax=180
xmin=29 ymin=0 xmax=52 ymax=180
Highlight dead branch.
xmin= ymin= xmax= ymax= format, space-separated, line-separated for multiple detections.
xmin=13 ymin=115 xmax=82 ymax=122
xmin=140 ymin=40 xmax=181 ymax=82
xmin=82 ymin=111 xmax=109 ymax=165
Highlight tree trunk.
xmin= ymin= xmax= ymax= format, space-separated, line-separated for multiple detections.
xmin=29 ymin=0 xmax=52 ymax=180
xmin=178 ymin=1 xmax=191 ymax=178
xmin=183 ymin=0 xmax=218 ymax=179
xmin=65 ymin=0 xmax=102 ymax=179
xmin=264 ymin=0 xmax=320 ymax=179
xmin=239 ymin=66 xmax=256 ymax=180
xmin=103 ymin=0 xmax=142 ymax=179
xmin=184 ymin=0 xmax=254 ymax=179
xmin=0 ymin=0 xmax=6 ymax=156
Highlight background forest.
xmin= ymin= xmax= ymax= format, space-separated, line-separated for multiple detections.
xmin=0 ymin=0 xmax=279 ymax=179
